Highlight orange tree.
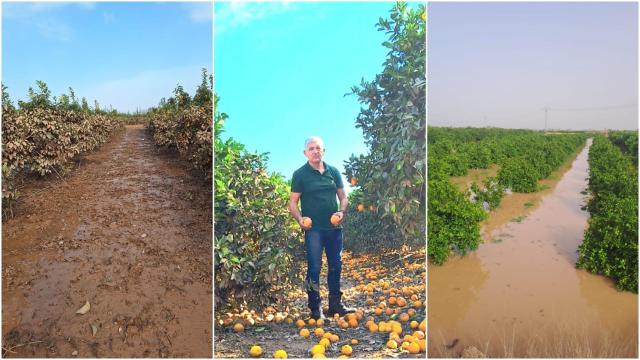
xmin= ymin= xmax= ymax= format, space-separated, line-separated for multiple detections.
xmin=344 ymin=2 xmax=426 ymax=246
xmin=147 ymin=69 xmax=213 ymax=180
xmin=427 ymin=155 xmax=486 ymax=265
xmin=214 ymin=94 xmax=304 ymax=308
xmin=2 ymin=82 xmax=123 ymax=218
xmin=577 ymin=135 xmax=638 ymax=292
xmin=343 ymin=188 xmax=402 ymax=253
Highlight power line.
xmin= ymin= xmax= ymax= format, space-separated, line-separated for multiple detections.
xmin=544 ymin=107 xmax=548 ymax=131
xmin=546 ymin=103 xmax=637 ymax=112
xmin=542 ymin=103 xmax=637 ymax=130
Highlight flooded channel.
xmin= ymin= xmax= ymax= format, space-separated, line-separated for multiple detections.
xmin=429 ymin=140 xmax=638 ymax=357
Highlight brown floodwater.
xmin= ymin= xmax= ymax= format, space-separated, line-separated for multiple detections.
xmin=429 ymin=140 xmax=639 ymax=358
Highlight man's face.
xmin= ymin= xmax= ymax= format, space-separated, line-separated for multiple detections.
xmin=304 ymin=140 xmax=324 ymax=163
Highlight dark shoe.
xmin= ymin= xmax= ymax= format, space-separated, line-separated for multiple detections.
xmin=310 ymin=308 xmax=323 ymax=320
xmin=307 ymin=284 xmax=322 ymax=320
xmin=325 ymin=291 xmax=355 ymax=317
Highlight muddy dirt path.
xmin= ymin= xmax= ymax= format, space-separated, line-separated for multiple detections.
xmin=429 ymin=140 xmax=638 ymax=357
xmin=2 ymin=125 xmax=212 ymax=357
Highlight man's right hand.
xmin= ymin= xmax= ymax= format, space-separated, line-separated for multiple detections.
xmin=300 ymin=217 xmax=312 ymax=230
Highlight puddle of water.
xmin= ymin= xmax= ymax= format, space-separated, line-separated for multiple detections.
xmin=450 ymin=164 xmax=500 ymax=192
xmin=429 ymin=140 xmax=638 ymax=357
xmin=73 ymin=223 xmax=91 ymax=241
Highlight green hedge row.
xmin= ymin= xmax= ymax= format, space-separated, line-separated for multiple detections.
xmin=213 ymin=95 xmax=303 ymax=309
xmin=577 ymin=135 xmax=638 ymax=292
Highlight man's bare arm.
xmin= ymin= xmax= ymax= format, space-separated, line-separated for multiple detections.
xmin=289 ymin=192 xmax=302 ymax=222
xmin=337 ymin=188 xmax=348 ymax=212
xmin=332 ymin=188 xmax=349 ymax=225
xmin=290 ymin=192 xmax=310 ymax=230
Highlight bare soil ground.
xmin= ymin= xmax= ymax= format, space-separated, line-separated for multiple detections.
xmin=2 ymin=125 xmax=212 ymax=357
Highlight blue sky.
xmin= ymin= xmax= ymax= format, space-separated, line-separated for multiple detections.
xmin=2 ymin=2 xmax=212 ymax=113
xmin=429 ymin=2 xmax=638 ymax=130
xmin=214 ymin=1 xmax=423 ymax=189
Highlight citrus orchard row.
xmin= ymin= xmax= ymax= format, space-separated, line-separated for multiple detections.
xmin=428 ymin=127 xmax=588 ymax=264
xmin=577 ymin=133 xmax=638 ymax=292
xmin=2 ymin=82 xmax=124 ymax=218
xmin=147 ymin=69 xmax=213 ymax=180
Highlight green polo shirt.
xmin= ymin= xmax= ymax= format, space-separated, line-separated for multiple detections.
xmin=291 ymin=162 xmax=344 ymax=230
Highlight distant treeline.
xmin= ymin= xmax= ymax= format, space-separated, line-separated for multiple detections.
xmin=2 ymin=81 xmax=126 ymax=116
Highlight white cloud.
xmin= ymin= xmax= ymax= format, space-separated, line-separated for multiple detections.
xmin=102 ymin=12 xmax=115 ymax=24
xmin=214 ymin=1 xmax=295 ymax=33
xmin=36 ymin=18 xmax=73 ymax=42
xmin=3 ymin=2 xmax=94 ymax=19
xmin=184 ymin=2 xmax=212 ymax=23
xmin=3 ymin=2 xmax=65 ymax=18
xmin=83 ymin=65 xmax=211 ymax=113
xmin=3 ymin=2 xmax=96 ymax=42
xmin=77 ymin=2 xmax=96 ymax=11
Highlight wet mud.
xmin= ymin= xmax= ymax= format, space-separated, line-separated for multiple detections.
xmin=2 ymin=125 xmax=212 ymax=357
xmin=429 ymin=141 xmax=638 ymax=357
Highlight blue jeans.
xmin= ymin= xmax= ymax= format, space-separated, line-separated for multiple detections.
xmin=304 ymin=228 xmax=343 ymax=310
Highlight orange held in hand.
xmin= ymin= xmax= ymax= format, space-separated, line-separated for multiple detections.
xmin=330 ymin=213 xmax=342 ymax=225
xmin=302 ymin=217 xmax=312 ymax=228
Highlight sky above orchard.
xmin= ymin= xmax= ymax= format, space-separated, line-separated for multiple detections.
xmin=2 ymin=2 xmax=212 ymax=113
xmin=214 ymin=1 xmax=424 ymax=190
xmin=429 ymin=2 xmax=638 ymax=130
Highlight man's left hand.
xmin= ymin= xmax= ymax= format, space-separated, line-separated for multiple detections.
xmin=331 ymin=211 xmax=345 ymax=226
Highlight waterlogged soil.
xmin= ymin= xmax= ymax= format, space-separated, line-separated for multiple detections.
xmin=449 ymin=164 xmax=500 ymax=192
xmin=429 ymin=140 xmax=638 ymax=358
xmin=452 ymin=148 xmax=585 ymax=241
xmin=2 ymin=125 xmax=212 ymax=357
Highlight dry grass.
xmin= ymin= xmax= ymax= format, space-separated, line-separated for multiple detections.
xmin=429 ymin=320 xmax=637 ymax=358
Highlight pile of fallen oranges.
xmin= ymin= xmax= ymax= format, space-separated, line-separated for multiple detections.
xmin=219 ymin=250 xmax=426 ymax=358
